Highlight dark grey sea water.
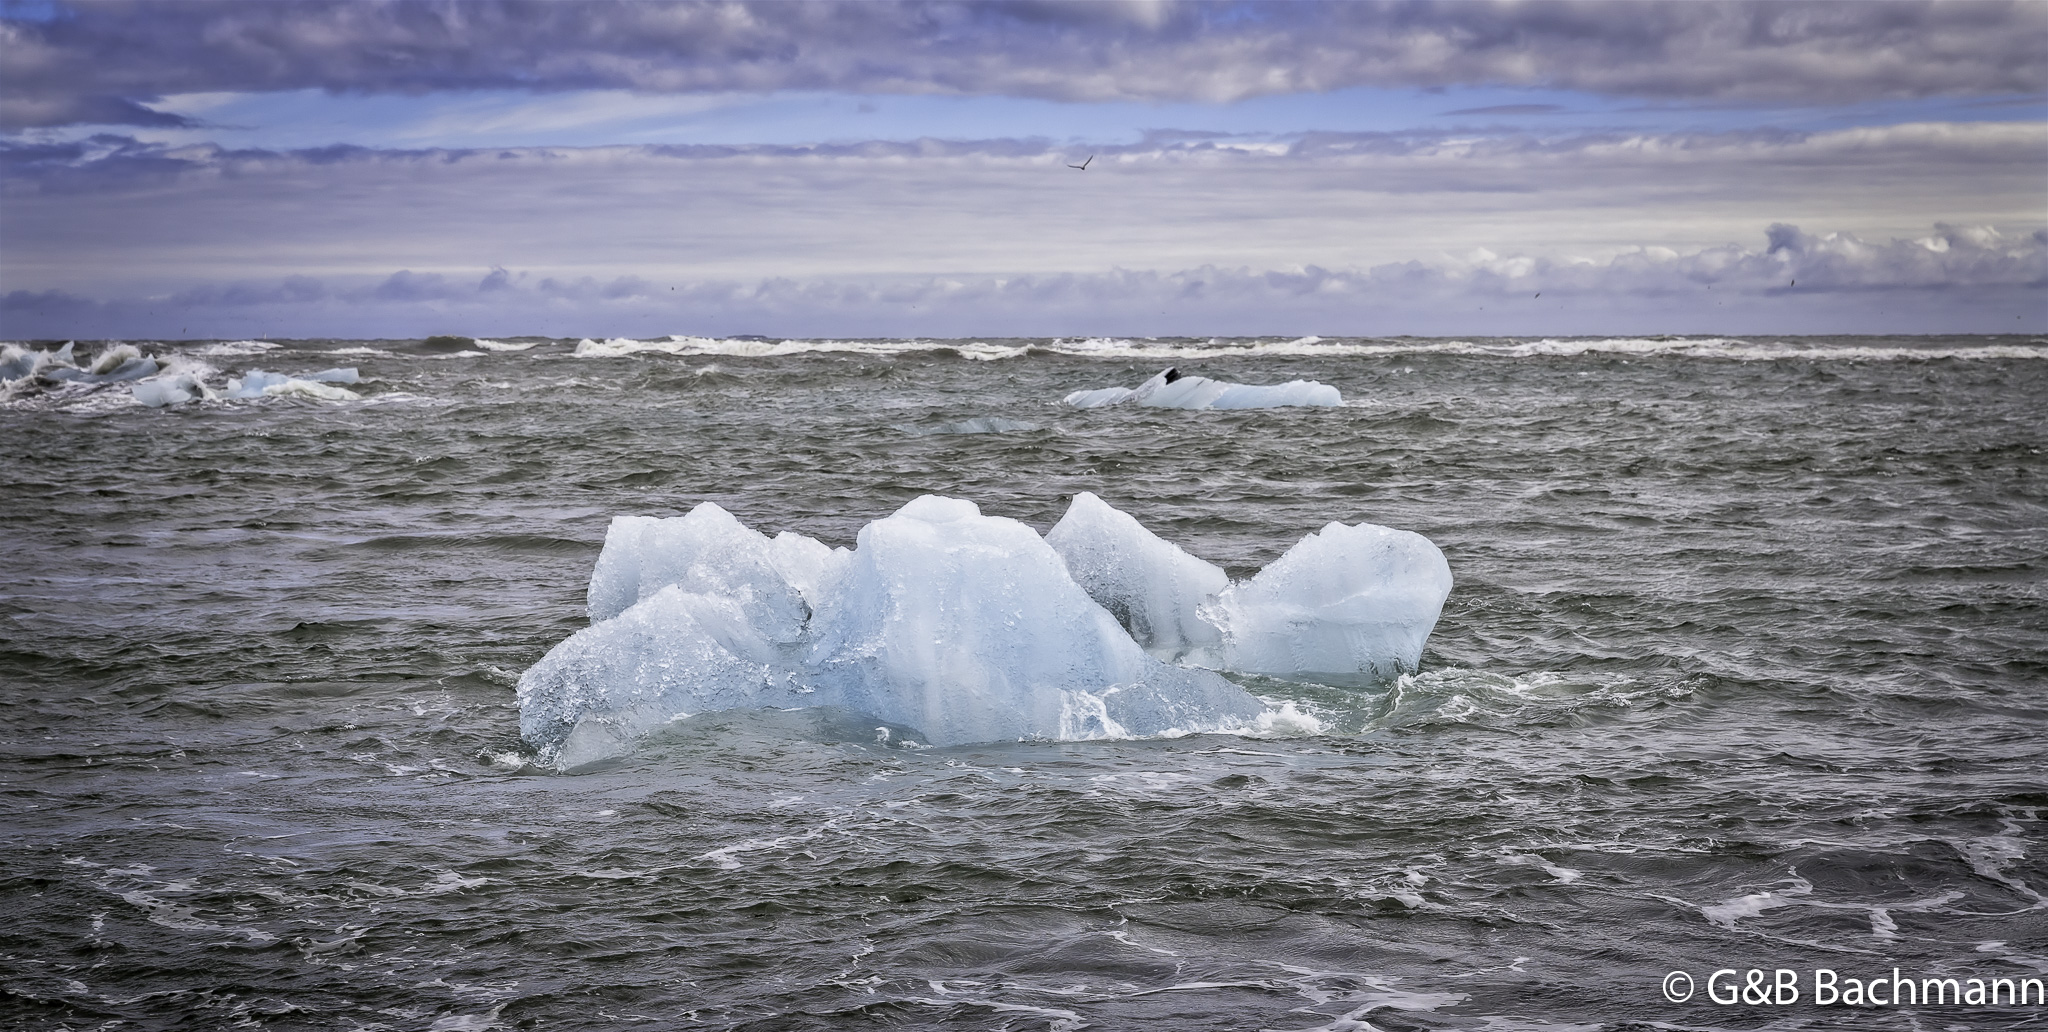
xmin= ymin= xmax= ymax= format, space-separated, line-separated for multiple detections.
xmin=3 ymin=334 xmax=2045 ymax=1031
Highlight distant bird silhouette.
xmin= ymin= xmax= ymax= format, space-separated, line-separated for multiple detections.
xmin=1068 ymin=155 xmax=1093 ymax=170
xmin=1534 ymin=293 xmax=1540 ymax=298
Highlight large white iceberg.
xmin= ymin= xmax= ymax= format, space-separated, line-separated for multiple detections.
xmin=519 ymin=496 xmax=1269 ymax=768
xmin=519 ymin=494 xmax=1452 ymax=767
xmin=1065 ymin=367 xmax=1341 ymax=410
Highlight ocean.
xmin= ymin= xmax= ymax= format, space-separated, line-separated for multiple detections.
xmin=3 ymin=333 xmax=2044 ymax=1030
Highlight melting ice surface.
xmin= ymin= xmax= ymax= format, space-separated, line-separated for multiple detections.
xmin=1048 ymin=492 xmax=1453 ymax=684
xmin=518 ymin=493 xmax=1451 ymax=768
xmin=1065 ymin=367 xmax=1342 ymax=409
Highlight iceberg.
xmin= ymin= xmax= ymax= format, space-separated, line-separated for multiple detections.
xmin=518 ymin=493 xmax=1451 ymax=768
xmin=518 ymin=497 xmax=1269 ymax=768
xmin=1065 ymin=367 xmax=1342 ymax=410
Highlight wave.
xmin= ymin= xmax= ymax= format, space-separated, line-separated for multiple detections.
xmin=193 ymin=339 xmax=282 ymax=356
xmin=563 ymin=334 xmax=2047 ymax=363
xmin=572 ymin=335 xmax=1031 ymax=361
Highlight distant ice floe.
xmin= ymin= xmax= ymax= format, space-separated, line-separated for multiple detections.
xmin=1065 ymin=367 xmax=1342 ymax=410
xmin=518 ymin=492 xmax=1449 ymax=768
xmin=0 ymin=341 xmax=363 ymax=408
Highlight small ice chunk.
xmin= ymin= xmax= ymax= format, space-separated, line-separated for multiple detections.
xmin=303 ymin=367 xmax=359 ymax=384
xmin=130 ymin=360 xmax=221 ymax=407
xmin=224 ymin=370 xmax=288 ymax=398
xmin=584 ymin=502 xmax=812 ymax=642
xmin=1047 ymin=492 xmax=1227 ymax=661
xmin=1202 ymin=521 xmax=1452 ymax=685
xmin=132 ymin=377 xmax=194 ymax=407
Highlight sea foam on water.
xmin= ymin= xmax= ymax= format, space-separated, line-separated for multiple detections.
xmin=519 ymin=494 xmax=1451 ymax=768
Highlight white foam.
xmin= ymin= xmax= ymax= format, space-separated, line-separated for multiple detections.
xmin=474 ymin=339 xmax=540 ymax=352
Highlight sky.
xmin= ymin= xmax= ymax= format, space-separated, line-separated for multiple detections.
xmin=2 ymin=0 xmax=2044 ymax=340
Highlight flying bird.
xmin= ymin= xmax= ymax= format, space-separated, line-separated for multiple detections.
xmin=1068 ymin=155 xmax=1093 ymax=170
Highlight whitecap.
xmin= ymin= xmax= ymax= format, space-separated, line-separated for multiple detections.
xmin=194 ymin=339 xmax=281 ymax=356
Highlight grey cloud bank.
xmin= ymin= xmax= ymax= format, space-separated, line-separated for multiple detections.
xmin=4 ymin=0 xmax=2044 ymax=129
xmin=7 ymin=124 xmax=2041 ymax=288
xmin=7 ymin=222 xmax=2041 ymax=340
xmin=3 ymin=1 xmax=2041 ymax=338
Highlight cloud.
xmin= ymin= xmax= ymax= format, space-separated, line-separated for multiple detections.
xmin=0 ymin=92 xmax=195 ymax=129
xmin=1442 ymin=104 xmax=1566 ymax=116
xmin=6 ymin=123 xmax=2041 ymax=301
xmin=5 ymin=223 xmax=2041 ymax=341
xmin=4 ymin=1 xmax=2043 ymax=128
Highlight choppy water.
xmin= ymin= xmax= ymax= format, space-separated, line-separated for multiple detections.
xmin=4 ymin=334 xmax=2045 ymax=1030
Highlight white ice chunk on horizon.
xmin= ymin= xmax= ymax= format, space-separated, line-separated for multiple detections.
xmin=1065 ymin=367 xmax=1341 ymax=410
xmin=518 ymin=496 xmax=1272 ymax=768
xmin=1046 ymin=492 xmax=1228 ymax=661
